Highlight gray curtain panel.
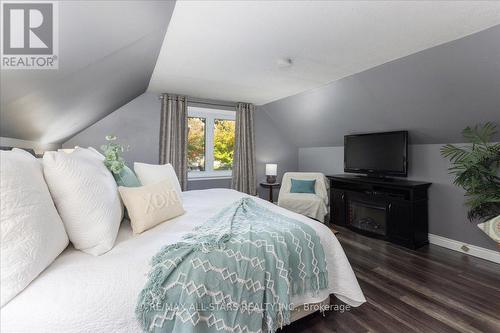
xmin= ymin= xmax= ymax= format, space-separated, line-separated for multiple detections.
xmin=231 ymin=102 xmax=257 ymax=195
xmin=159 ymin=94 xmax=188 ymax=191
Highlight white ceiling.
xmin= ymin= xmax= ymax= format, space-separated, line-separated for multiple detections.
xmin=148 ymin=0 xmax=500 ymax=105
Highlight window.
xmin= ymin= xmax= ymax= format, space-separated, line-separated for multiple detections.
xmin=187 ymin=117 xmax=206 ymax=171
xmin=187 ymin=106 xmax=236 ymax=178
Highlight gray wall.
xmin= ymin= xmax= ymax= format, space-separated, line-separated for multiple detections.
xmin=64 ymin=93 xmax=161 ymax=164
xmin=263 ymin=25 xmax=500 ymax=147
xmin=64 ymin=93 xmax=298 ymax=195
xmin=260 ymin=27 xmax=500 ymax=251
xmin=299 ymin=145 xmax=497 ymax=251
xmin=255 ymin=106 xmax=298 ymax=201
xmin=187 ymin=178 xmax=232 ymax=191
xmin=1 ymin=1 xmax=175 ymax=144
xmin=64 ymin=93 xmax=227 ymax=191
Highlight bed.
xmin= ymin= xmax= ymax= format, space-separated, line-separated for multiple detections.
xmin=1 ymin=189 xmax=365 ymax=332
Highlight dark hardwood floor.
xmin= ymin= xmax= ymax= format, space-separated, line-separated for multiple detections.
xmin=284 ymin=226 xmax=500 ymax=333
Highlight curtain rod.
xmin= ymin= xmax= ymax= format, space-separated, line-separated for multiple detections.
xmin=158 ymin=95 xmax=237 ymax=108
xmin=189 ymin=100 xmax=237 ymax=108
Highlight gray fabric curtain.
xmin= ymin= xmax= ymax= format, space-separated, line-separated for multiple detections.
xmin=231 ymin=102 xmax=257 ymax=195
xmin=159 ymin=94 xmax=188 ymax=190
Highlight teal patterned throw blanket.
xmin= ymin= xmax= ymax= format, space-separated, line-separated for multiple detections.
xmin=136 ymin=197 xmax=328 ymax=333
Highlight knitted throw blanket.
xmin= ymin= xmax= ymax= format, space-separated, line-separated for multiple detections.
xmin=136 ymin=197 xmax=328 ymax=333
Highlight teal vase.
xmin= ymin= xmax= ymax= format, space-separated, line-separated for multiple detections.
xmin=113 ymin=165 xmax=141 ymax=187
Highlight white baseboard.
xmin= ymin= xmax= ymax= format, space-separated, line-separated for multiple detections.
xmin=428 ymin=233 xmax=500 ymax=264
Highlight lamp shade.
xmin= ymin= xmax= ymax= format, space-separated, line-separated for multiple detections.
xmin=265 ymin=164 xmax=277 ymax=176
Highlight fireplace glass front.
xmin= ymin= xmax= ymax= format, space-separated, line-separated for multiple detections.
xmin=348 ymin=200 xmax=387 ymax=236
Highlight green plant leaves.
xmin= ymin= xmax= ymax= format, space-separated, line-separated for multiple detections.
xmin=441 ymin=122 xmax=500 ymax=223
xmin=101 ymin=135 xmax=126 ymax=175
xmin=462 ymin=122 xmax=497 ymax=145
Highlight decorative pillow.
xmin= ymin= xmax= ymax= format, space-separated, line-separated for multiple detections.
xmin=134 ymin=162 xmax=182 ymax=199
xmin=43 ymin=148 xmax=122 ymax=256
xmin=118 ymin=179 xmax=185 ymax=234
xmin=290 ymin=179 xmax=316 ymax=194
xmin=114 ymin=165 xmax=141 ymax=187
xmin=0 ymin=149 xmax=69 ymax=306
xmin=477 ymin=215 xmax=500 ymax=244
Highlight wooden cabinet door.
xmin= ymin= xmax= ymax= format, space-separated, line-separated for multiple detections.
xmin=331 ymin=189 xmax=347 ymax=226
xmin=387 ymin=200 xmax=413 ymax=247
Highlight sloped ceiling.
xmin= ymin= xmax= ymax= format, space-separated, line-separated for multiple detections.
xmin=0 ymin=0 xmax=175 ymax=144
xmin=148 ymin=0 xmax=500 ymax=105
xmin=261 ymin=25 xmax=500 ymax=147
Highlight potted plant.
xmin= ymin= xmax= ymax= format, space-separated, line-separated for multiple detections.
xmin=441 ymin=122 xmax=500 ymax=247
xmin=101 ymin=135 xmax=140 ymax=187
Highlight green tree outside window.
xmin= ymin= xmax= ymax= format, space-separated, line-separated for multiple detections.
xmin=214 ymin=119 xmax=235 ymax=170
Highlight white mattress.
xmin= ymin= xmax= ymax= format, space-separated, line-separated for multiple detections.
xmin=1 ymin=189 xmax=365 ymax=333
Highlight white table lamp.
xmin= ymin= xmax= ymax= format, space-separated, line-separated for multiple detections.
xmin=265 ymin=164 xmax=278 ymax=183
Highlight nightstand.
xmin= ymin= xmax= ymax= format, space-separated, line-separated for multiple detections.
xmin=259 ymin=182 xmax=281 ymax=203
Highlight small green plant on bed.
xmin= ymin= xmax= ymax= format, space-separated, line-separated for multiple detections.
xmin=440 ymin=122 xmax=500 ymax=223
xmin=101 ymin=135 xmax=126 ymax=174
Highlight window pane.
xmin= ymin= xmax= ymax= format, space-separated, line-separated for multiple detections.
xmin=188 ymin=117 xmax=206 ymax=171
xmin=213 ymin=119 xmax=235 ymax=171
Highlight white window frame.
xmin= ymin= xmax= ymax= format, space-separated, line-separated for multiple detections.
xmin=188 ymin=106 xmax=236 ymax=179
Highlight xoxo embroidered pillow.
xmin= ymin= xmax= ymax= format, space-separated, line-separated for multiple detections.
xmin=118 ymin=179 xmax=185 ymax=234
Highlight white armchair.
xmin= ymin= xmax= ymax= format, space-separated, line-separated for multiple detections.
xmin=277 ymin=172 xmax=329 ymax=223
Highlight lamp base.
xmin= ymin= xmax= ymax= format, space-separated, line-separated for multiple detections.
xmin=266 ymin=175 xmax=277 ymax=184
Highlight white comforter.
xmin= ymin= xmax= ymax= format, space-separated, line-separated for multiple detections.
xmin=1 ymin=189 xmax=365 ymax=333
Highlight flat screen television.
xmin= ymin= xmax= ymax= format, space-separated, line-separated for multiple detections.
xmin=344 ymin=131 xmax=408 ymax=177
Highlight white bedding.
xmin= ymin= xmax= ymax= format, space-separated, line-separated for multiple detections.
xmin=1 ymin=189 xmax=365 ymax=333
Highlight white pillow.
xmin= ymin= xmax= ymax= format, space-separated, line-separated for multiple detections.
xmin=87 ymin=146 xmax=105 ymax=160
xmin=43 ymin=148 xmax=122 ymax=256
xmin=118 ymin=179 xmax=185 ymax=234
xmin=134 ymin=162 xmax=182 ymax=198
xmin=0 ymin=149 xmax=69 ymax=306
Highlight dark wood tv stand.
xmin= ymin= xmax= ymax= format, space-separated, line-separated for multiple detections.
xmin=327 ymin=174 xmax=432 ymax=249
